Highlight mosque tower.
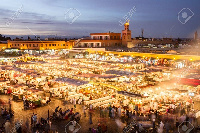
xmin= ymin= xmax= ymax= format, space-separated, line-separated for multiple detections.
xmin=122 ymin=20 xmax=132 ymax=46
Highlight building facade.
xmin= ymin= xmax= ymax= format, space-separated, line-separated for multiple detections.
xmin=7 ymin=40 xmax=73 ymax=50
xmin=75 ymin=32 xmax=122 ymax=48
xmin=75 ymin=21 xmax=132 ymax=48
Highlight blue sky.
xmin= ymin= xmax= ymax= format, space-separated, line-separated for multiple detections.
xmin=0 ymin=0 xmax=199 ymax=38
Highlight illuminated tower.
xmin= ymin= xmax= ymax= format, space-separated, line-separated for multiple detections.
xmin=122 ymin=20 xmax=132 ymax=46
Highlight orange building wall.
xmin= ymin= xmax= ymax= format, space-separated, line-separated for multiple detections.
xmin=7 ymin=40 xmax=73 ymax=50
xmin=0 ymin=43 xmax=7 ymax=50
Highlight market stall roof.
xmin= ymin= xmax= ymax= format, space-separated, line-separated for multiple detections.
xmin=0 ymin=65 xmax=14 ymax=70
xmin=117 ymin=91 xmax=144 ymax=98
xmin=179 ymin=78 xmax=200 ymax=87
xmin=105 ymin=70 xmax=135 ymax=76
xmin=30 ymin=61 xmax=47 ymax=64
xmin=187 ymin=69 xmax=200 ymax=74
xmin=15 ymin=62 xmax=33 ymax=64
xmin=185 ymin=74 xmax=200 ymax=79
xmin=55 ymin=77 xmax=89 ymax=86
xmin=13 ymin=67 xmax=40 ymax=77
xmin=147 ymin=66 xmax=169 ymax=70
xmin=78 ymin=73 xmax=117 ymax=79
xmin=139 ymin=69 xmax=162 ymax=73
xmin=167 ymin=88 xmax=188 ymax=92
xmin=103 ymin=60 xmax=142 ymax=65
xmin=11 ymin=84 xmax=25 ymax=88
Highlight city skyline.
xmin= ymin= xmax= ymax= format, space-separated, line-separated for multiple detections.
xmin=0 ymin=0 xmax=200 ymax=38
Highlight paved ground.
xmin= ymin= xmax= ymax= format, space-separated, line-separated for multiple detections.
xmin=0 ymin=95 xmax=125 ymax=133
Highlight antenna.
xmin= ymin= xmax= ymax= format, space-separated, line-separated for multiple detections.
xmin=141 ymin=28 xmax=144 ymax=38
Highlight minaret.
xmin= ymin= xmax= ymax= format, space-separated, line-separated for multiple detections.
xmin=194 ymin=31 xmax=198 ymax=41
xmin=122 ymin=20 xmax=132 ymax=46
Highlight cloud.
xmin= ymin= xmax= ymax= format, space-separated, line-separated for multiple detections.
xmin=21 ymin=21 xmax=32 ymax=24
xmin=0 ymin=0 xmax=199 ymax=38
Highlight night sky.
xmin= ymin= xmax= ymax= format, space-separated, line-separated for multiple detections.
xmin=0 ymin=0 xmax=199 ymax=38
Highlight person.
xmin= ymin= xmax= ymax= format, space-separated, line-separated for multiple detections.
xmin=59 ymin=108 xmax=63 ymax=116
xmin=164 ymin=121 xmax=170 ymax=133
xmin=25 ymin=118 xmax=30 ymax=133
xmin=36 ymin=120 xmax=41 ymax=128
xmin=138 ymin=123 xmax=144 ymax=132
xmin=46 ymin=97 xmax=51 ymax=104
xmin=6 ymin=113 xmax=10 ymax=121
xmin=129 ymin=111 xmax=133 ymax=119
xmin=103 ymin=107 xmax=107 ymax=118
xmin=92 ymin=128 xmax=97 ymax=133
xmin=15 ymin=120 xmax=22 ymax=133
xmin=175 ymin=117 xmax=179 ymax=128
xmin=111 ymin=107 xmax=115 ymax=118
xmin=73 ymin=98 xmax=76 ymax=109
xmin=181 ymin=108 xmax=186 ymax=115
xmin=186 ymin=115 xmax=189 ymax=126
xmin=135 ymin=104 xmax=138 ymax=112
xmin=70 ymin=120 xmax=79 ymax=132
xmin=4 ymin=120 xmax=11 ymax=133
xmin=31 ymin=113 xmax=34 ymax=126
xmin=108 ymin=106 xmax=112 ymax=118
xmin=0 ymin=108 xmax=3 ymax=114
xmin=118 ymin=106 xmax=121 ymax=117
xmin=70 ymin=98 xmax=73 ymax=104
xmin=186 ymin=101 xmax=190 ymax=113
xmin=157 ymin=121 xmax=164 ymax=133
xmin=89 ymin=109 xmax=93 ymax=124
xmin=191 ymin=102 xmax=194 ymax=109
xmin=23 ymin=96 xmax=26 ymax=104
xmin=4 ymin=89 xmax=7 ymax=95
xmin=70 ymin=108 xmax=74 ymax=114
xmin=78 ymin=98 xmax=82 ymax=104
xmin=8 ymin=108 xmax=13 ymax=118
xmin=55 ymin=106 xmax=59 ymax=113
xmin=97 ymin=123 xmax=102 ymax=133
xmin=151 ymin=112 xmax=156 ymax=121
xmin=153 ymin=119 xmax=156 ymax=132
xmin=33 ymin=114 xmax=37 ymax=127
xmin=126 ymin=109 xmax=129 ymax=118
xmin=89 ymin=104 xmax=93 ymax=110
xmin=8 ymin=98 xmax=11 ymax=111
